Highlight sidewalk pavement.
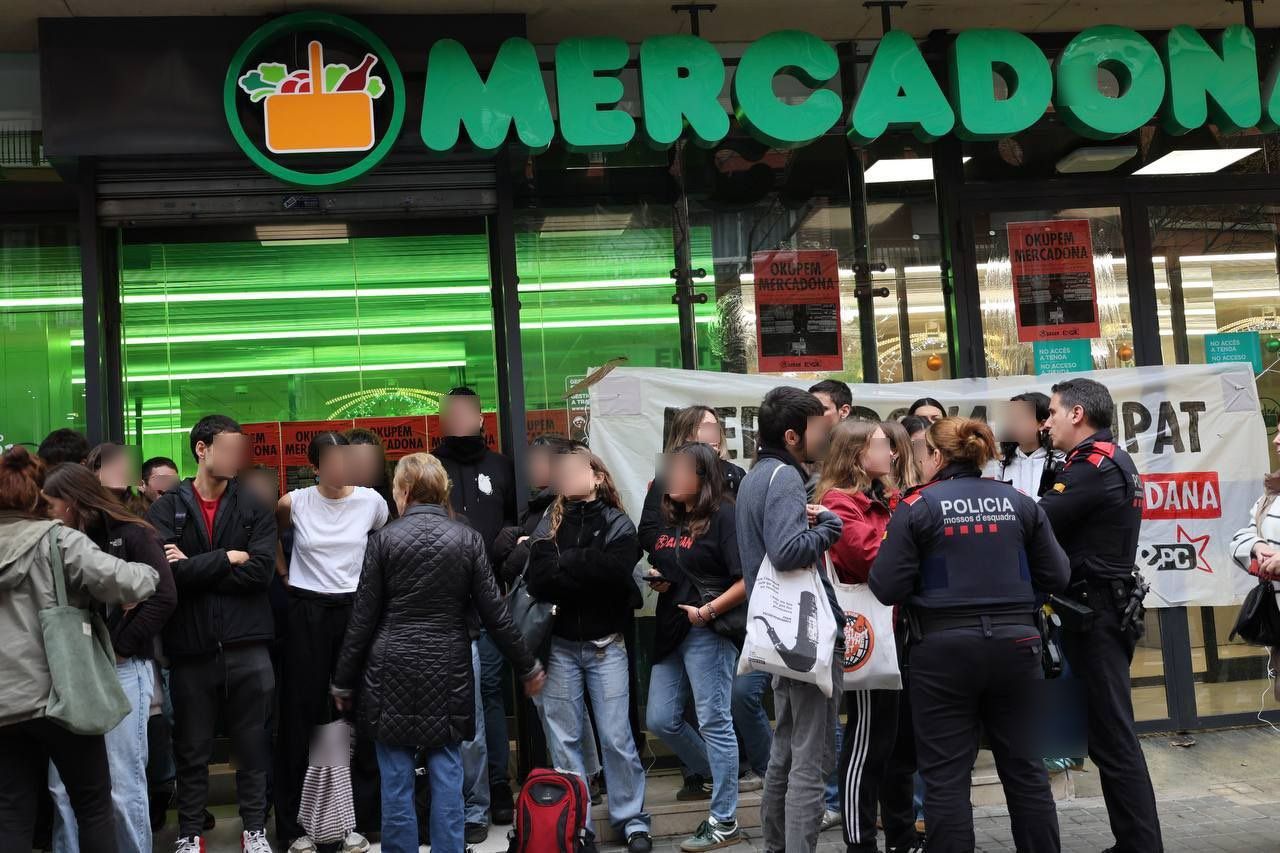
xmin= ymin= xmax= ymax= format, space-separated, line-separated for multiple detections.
xmin=153 ymin=726 xmax=1280 ymax=852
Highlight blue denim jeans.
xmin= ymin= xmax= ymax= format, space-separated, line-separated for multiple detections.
xmin=731 ymin=669 xmax=773 ymax=776
xmin=460 ymin=640 xmax=490 ymax=826
xmin=377 ymin=740 xmax=463 ymax=853
xmin=646 ymin=627 xmax=739 ymax=822
xmin=50 ymin=657 xmax=155 ymax=853
xmin=538 ymin=635 xmax=650 ymax=838
xmin=477 ymin=631 xmax=510 ymax=786
xmin=825 ymin=714 xmax=843 ymax=812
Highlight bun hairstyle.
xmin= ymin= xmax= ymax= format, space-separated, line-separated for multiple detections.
xmin=0 ymin=445 xmax=46 ymax=513
xmin=927 ymin=417 xmax=999 ymax=470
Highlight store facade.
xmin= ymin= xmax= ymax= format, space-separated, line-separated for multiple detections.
xmin=3 ymin=5 xmax=1280 ymax=743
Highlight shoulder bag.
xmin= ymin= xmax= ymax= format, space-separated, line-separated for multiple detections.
xmin=40 ymin=525 xmax=131 ymax=735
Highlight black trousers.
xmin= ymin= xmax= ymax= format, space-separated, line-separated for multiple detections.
xmin=0 ymin=718 xmax=116 ymax=853
xmin=911 ymin=624 xmax=1061 ymax=853
xmin=275 ymin=590 xmax=380 ymax=842
xmin=171 ymin=643 xmax=275 ymax=837
xmin=879 ymin=639 xmax=918 ymax=847
xmin=838 ymin=689 xmax=899 ymax=852
xmin=1062 ymin=605 xmax=1164 ymax=853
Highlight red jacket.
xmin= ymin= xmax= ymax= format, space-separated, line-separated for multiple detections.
xmin=821 ymin=488 xmax=892 ymax=584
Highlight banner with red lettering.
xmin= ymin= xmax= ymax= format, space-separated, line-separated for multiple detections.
xmin=353 ymin=417 xmax=429 ymax=459
xmin=588 ymin=364 xmax=1271 ymax=608
xmin=752 ymin=249 xmax=843 ymax=373
xmin=525 ymin=409 xmax=569 ymax=441
xmin=1008 ymin=219 xmax=1101 ymax=343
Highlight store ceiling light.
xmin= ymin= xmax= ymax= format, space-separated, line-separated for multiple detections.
xmin=1133 ymin=148 xmax=1260 ymax=175
xmin=255 ymin=223 xmax=350 ymax=245
xmin=73 ymin=359 xmax=466 ymax=385
xmin=1055 ymin=146 xmax=1138 ymax=174
xmin=864 ymin=157 xmax=971 ymax=184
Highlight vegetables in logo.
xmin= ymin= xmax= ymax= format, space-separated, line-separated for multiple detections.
xmin=224 ymin=11 xmax=404 ymax=186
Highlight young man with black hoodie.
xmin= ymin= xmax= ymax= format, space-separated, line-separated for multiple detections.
xmin=146 ymin=415 xmax=278 ymax=853
xmin=735 ymin=387 xmax=843 ymax=853
xmin=431 ymin=387 xmax=518 ymax=836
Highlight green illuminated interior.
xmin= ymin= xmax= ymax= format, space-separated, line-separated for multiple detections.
xmin=119 ymin=224 xmax=716 ymax=474
xmin=0 ymin=227 xmax=85 ymax=450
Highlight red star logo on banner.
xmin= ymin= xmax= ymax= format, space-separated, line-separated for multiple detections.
xmin=1176 ymin=525 xmax=1213 ymax=574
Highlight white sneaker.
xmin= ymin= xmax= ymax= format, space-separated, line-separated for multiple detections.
xmin=736 ymin=770 xmax=764 ymax=792
xmin=174 ymin=838 xmax=203 ymax=853
xmin=287 ymin=837 xmax=316 ymax=853
xmin=341 ymin=831 xmax=371 ymax=853
xmin=242 ymin=829 xmax=273 ymax=853
xmin=820 ymin=809 xmax=842 ymax=832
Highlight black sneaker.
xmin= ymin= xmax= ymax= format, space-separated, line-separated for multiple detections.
xmin=627 ymin=830 xmax=654 ymax=853
xmin=676 ymin=774 xmax=713 ymax=801
xmin=202 ymin=810 xmax=216 ymax=831
xmin=464 ymin=823 xmax=488 ymax=844
xmin=490 ymin=783 xmax=515 ymax=825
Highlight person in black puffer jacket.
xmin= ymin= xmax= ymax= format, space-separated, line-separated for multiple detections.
xmin=332 ymin=453 xmax=544 ymax=853
xmin=526 ymin=446 xmax=653 ymax=853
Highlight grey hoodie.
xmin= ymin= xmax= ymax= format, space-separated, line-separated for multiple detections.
xmin=0 ymin=512 xmax=158 ymax=728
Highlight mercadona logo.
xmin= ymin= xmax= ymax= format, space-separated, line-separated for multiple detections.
xmin=223 ymin=12 xmax=405 ymax=186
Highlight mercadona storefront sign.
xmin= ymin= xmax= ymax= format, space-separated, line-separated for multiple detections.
xmin=225 ymin=12 xmax=1279 ymax=186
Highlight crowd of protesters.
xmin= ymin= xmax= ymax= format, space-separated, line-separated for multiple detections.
xmin=2 ymin=377 xmax=1276 ymax=853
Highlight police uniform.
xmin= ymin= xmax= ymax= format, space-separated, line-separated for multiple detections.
xmin=1039 ymin=429 xmax=1163 ymax=853
xmin=869 ymin=462 xmax=1070 ymax=853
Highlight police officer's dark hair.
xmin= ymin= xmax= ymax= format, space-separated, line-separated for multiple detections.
xmin=808 ymin=379 xmax=853 ymax=411
xmin=908 ymin=397 xmax=945 ymax=417
xmin=928 ymin=417 xmax=999 ymax=470
xmin=900 ymin=415 xmax=929 ymax=438
xmin=1050 ymin=378 xmax=1114 ymax=430
xmin=757 ymin=387 xmax=826 ymax=450
xmin=37 ymin=428 xmax=90 ymax=467
xmin=307 ymin=430 xmax=349 ymax=468
xmin=189 ymin=415 xmax=242 ymax=462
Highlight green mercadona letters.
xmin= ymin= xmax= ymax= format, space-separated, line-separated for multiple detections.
xmin=420 ymin=25 xmax=1278 ymax=153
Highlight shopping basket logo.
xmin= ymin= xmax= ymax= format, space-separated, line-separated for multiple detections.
xmin=224 ymin=12 xmax=405 ymax=186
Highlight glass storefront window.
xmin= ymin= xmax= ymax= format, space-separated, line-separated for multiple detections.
xmin=0 ymin=224 xmax=84 ymax=451
xmin=974 ymin=207 xmax=1135 ymax=376
xmin=685 ymin=137 xmax=864 ymax=382
xmin=119 ymin=223 xmax=495 ymax=475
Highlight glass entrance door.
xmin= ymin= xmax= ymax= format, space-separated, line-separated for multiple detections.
xmin=1148 ymin=199 xmax=1280 ymax=721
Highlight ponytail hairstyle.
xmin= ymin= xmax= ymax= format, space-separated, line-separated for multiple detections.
xmin=546 ymin=447 xmax=623 ymax=538
xmin=660 ymin=442 xmax=727 ymax=539
xmin=927 ymin=417 xmax=999 ymax=470
xmin=43 ymin=462 xmax=154 ymax=535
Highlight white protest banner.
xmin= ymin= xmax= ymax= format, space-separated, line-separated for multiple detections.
xmin=588 ymin=364 xmax=1270 ymax=608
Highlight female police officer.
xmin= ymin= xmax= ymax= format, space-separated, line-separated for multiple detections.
xmin=869 ymin=417 xmax=1071 ymax=853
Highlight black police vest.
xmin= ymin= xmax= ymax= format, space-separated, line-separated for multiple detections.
xmin=1059 ymin=437 xmax=1144 ymax=583
xmin=907 ymin=475 xmax=1038 ymax=612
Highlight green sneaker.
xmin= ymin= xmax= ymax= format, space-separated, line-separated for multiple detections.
xmin=680 ymin=816 xmax=742 ymax=851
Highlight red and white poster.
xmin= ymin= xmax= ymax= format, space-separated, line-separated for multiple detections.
xmin=525 ymin=409 xmax=569 ymax=442
xmin=280 ymin=420 xmax=355 ymax=467
xmin=241 ymin=422 xmax=282 ymax=471
xmin=353 ymin=416 xmax=429 ymax=460
xmin=1006 ymin=219 xmax=1100 ymax=343
xmin=752 ymin=249 xmax=843 ymax=373
xmin=426 ymin=411 xmax=500 ymax=452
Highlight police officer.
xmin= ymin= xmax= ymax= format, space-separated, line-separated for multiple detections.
xmin=870 ymin=417 xmax=1070 ymax=853
xmin=1039 ymin=377 xmax=1163 ymax=853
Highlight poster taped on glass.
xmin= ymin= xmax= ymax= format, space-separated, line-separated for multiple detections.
xmin=1007 ymin=219 xmax=1101 ymax=343
xmin=752 ymin=249 xmax=843 ymax=373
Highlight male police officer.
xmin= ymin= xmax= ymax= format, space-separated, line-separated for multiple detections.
xmin=870 ymin=417 xmax=1070 ymax=853
xmin=1040 ymin=377 xmax=1163 ymax=853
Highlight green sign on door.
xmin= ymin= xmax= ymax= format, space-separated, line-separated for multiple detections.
xmin=1204 ymin=331 xmax=1262 ymax=374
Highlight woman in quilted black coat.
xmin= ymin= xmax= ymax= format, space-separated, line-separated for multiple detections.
xmin=332 ymin=453 xmax=544 ymax=853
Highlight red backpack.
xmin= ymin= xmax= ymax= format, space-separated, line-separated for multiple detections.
xmin=507 ymin=768 xmax=590 ymax=853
